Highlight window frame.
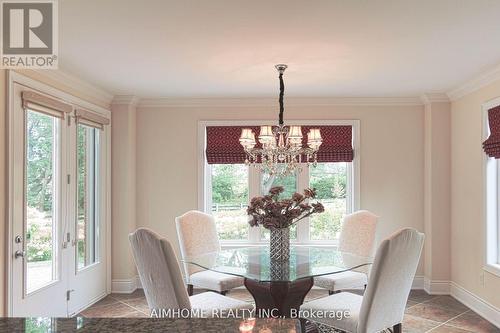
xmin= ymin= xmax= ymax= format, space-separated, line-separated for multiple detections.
xmin=198 ymin=119 xmax=360 ymax=247
xmin=483 ymin=98 xmax=500 ymax=277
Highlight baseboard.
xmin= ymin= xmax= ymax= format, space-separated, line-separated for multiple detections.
xmin=135 ymin=275 xmax=143 ymax=289
xmin=423 ymin=277 xmax=451 ymax=295
xmin=111 ymin=278 xmax=138 ymax=293
xmin=450 ymin=282 xmax=500 ymax=328
xmin=412 ymin=275 xmax=425 ymax=289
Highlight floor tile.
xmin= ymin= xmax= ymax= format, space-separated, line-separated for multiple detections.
xmin=405 ymin=303 xmax=464 ymax=323
xmin=89 ymin=296 xmax=120 ymax=308
xmin=122 ymin=298 xmax=150 ymax=314
xmin=402 ymin=314 xmax=441 ymax=333
xmin=406 ymin=300 xmax=419 ymax=309
xmin=408 ymin=290 xmax=437 ymax=303
xmin=428 ymin=324 xmax=473 ymax=333
xmin=425 ymin=296 xmax=469 ymax=313
xmin=80 ymin=302 xmax=137 ymax=318
xmin=447 ymin=311 xmax=500 ymax=333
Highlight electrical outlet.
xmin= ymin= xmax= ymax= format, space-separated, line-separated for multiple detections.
xmin=479 ymin=272 xmax=485 ymax=286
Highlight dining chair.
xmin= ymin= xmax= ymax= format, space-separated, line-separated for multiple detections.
xmin=300 ymin=228 xmax=425 ymax=333
xmin=314 ymin=210 xmax=378 ymax=294
xmin=176 ymin=210 xmax=244 ymax=295
xmin=129 ymin=228 xmax=252 ymax=315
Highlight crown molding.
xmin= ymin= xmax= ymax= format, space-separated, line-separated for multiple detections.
xmin=420 ymin=93 xmax=450 ymax=105
xmin=16 ymin=69 xmax=114 ymax=108
xmin=447 ymin=63 xmax=500 ymax=101
xmin=112 ymin=95 xmax=139 ymax=106
xmin=137 ymin=96 xmax=423 ymax=108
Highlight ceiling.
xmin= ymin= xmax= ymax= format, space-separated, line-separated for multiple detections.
xmin=59 ymin=0 xmax=500 ymax=98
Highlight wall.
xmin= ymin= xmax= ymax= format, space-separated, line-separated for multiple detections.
xmin=135 ymin=103 xmax=426 ymax=275
xmin=451 ymin=80 xmax=500 ymax=309
xmin=423 ymin=100 xmax=452 ymax=290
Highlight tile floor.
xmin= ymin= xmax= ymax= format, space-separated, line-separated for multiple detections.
xmin=79 ymin=289 xmax=500 ymax=333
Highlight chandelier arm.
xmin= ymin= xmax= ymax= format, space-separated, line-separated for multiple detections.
xmin=278 ymin=73 xmax=284 ymax=126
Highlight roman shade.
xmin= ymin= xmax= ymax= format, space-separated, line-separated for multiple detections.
xmin=483 ymin=105 xmax=500 ymax=158
xmin=75 ymin=108 xmax=110 ymax=130
xmin=205 ymin=125 xmax=354 ymax=164
xmin=22 ymin=91 xmax=73 ymax=119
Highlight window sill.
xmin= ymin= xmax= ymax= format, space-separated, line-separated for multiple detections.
xmin=484 ymin=263 xmax=500 ymax=278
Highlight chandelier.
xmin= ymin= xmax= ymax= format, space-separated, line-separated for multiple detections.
xmin=239 ymin=64 xmax=322 ymax=176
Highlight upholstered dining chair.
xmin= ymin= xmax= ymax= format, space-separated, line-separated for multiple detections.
xmin=175 ymin=210 xmax=244 ymax=295
xmin=314 ymin=210 xmax=378 ymax=294
xmin=300 ymin=228 xmax=425 ymax=333
xmin=129 ymin=228 xmax=252 ymax=315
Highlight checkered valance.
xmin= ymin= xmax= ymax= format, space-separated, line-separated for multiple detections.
xmin=205 ymin=125 xmax=354 ymax=164
xmin=483 ymin=105 xmax=500 ymax=158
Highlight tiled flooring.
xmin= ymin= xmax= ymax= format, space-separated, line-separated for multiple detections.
xmin=79 ymin=289 xmax=500 ymax=333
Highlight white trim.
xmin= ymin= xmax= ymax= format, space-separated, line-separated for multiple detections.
xmin=412 ymin=276 xmax=425 ymax=290
xmin=420 ymin=93 xmax=450 ymax=105
xmin=423 ymin=278 xmax=451 ymax=295
xmin=68 ymin=292 xmax=107 ymax=317
xmin=482 ymin=97 xmax=500 ymax=278
xmin=17 ymin=69 xmax=114 ymax=108
xmin=139 ymin=96 xmax=423 ymax=108
xmin=447 ymin=63 xmax=500 ymax=102
xmin=111 ymin=95 xmax=139 ymax=106
xmin=450 ymin=282 xmax=500 ymax=328
xmin=111 ymin=279 xmax=137 ymax=294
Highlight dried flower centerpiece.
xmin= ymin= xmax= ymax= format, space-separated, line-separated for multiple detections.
xmin=247 ymin=186 xmax=324 ymax=261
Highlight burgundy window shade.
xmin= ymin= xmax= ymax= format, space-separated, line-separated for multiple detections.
xmin=206 ymin=125 xmax=354 ymax=164
xmin=483 ymin=105 xmax=500 ymax=158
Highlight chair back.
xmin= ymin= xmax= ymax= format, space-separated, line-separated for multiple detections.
xmin=339 ymin=210 xmax=378 ymax=257
xmin=129 ymin=228 xmax=191 ymax=311
xmin=357 ymin=228 xmax=424 ymax=333
xmin=176 ymin=210 xmax=221 ymax=276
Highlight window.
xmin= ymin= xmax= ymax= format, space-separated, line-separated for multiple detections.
xmin=202 ymin=121 xmax=358 ymax=244
xmin=25 ymin=109 xmax=59 ymax=293
xmin=210 ymin=164 xmax=249 ymax=241
xmin=309 ymin=163 xmax=349 ymax=241
xmin=77 ymin=124 xmax=100 ymax=269
xmin=484 ymin=102 xmax=500 ymax=276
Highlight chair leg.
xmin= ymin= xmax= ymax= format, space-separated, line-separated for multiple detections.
xmin=187 ymin=284 xmax=193 ymax=296
xmin=393 ymin=323 xmax=402 ymax=333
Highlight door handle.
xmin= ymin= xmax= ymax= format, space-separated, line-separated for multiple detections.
xmin=14 ymin=250 xmax=25 ymax=259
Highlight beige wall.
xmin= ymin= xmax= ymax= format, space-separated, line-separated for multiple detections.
xmin=110 ymin=103 xmax=137 ymax=280
xmin=451 ymin=81 xmax=500 ymax=308
xmin=134 ymin=103 xmax=426 ymax=276
xmin=424 ymin=101 xmax=451 ymax=284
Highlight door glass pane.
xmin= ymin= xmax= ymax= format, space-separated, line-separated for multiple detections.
xmin=26 ymin=110 xmax=58 ymax=293
xmin=309 ymin=163 xmax=348 ymax=240
xmin=260 ymin=169 xmax=298 ymax=240
xmin=77 ymin=124 xmax=100 ymax=270
xmin=211 ymin=164 xmax=249 ymax=240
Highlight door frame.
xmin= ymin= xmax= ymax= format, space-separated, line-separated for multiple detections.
xmin=6 ymin=71 xmax=112 ymax=316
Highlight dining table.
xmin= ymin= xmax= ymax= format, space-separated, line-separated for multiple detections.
xmin=182 ymin=245 xmax=373 ymax=318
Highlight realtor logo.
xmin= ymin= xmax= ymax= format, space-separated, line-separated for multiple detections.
xmin=1 ymin=0 xmax=58 ymax=68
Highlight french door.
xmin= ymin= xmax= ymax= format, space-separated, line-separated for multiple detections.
xmin=9 ymin=81 xmax=110 ymax=317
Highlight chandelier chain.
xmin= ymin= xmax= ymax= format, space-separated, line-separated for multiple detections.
xmin=278 ymin=73 xmax=284 ymax=126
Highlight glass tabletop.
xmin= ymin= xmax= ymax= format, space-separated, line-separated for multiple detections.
xmin=182 ymin=245 xmax=373 ymax=282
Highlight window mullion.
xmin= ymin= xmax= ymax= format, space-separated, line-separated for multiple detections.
xmin=296 ymin=164 xmax=309 ymax=243
xmin=248 ymin=166 xmax=260 ymax=243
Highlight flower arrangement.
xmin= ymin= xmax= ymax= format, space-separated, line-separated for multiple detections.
xmin=247 ymin=186 xmax=325 ymax=230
